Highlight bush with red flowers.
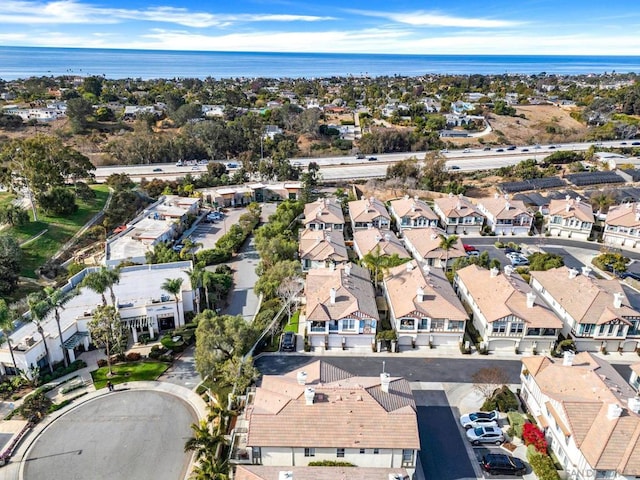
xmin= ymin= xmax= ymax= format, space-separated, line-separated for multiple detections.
xmin=523 ymin=422 xmax=548 ymax=453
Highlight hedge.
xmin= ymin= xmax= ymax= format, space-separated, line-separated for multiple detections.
xmin=526 ymin=445 xmax=560 ymax=480
xmin=507 ymin=411 xmax=527 ymax=439
xmin=307 ymin=460 xmax=355 ymax=467
xmin=482 ymin=385 xmax=519 ymax=412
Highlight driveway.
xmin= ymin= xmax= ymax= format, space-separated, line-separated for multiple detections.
xmin=22 ymin=390 xmax=196 ymax=480
xmin=157 ymin=345 xmax=201 ymax=390
xmin=222 ymin=236 xmax=260 ymax=321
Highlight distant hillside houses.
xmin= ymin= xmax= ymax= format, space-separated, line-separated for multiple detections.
xmin=3 ymin=103 xmax=66 ymax=122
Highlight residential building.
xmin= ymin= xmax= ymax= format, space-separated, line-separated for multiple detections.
xmin=235 ymin=466 xmax=410 ymax=480
xmin=629 ymin=363 xmax=640 ymax=391
xmin=105 ymin=195 xmax=200 ymax=266
xmin=298 ymin=229 xmax=348 ymax=271
xmin=545 ymin=196 xmax=594 ymax=240
xmin=384 ymin=261 xmax=467 ymax=348
xmin=348 ymin=197 xmax=391 ymax=230
xmin=476 ymin=195 xmax=533 ymax=235
xmin=433 ymin=194 xmax=485 ymax=234
xmin=530 ymin=267 xmax=640 ymax=352
xmin=520 ymin=352 xmax=640 ymax=480
xmin=303 ymin=198 xmax=345 ymax=231
xmin=0 ymin=262 xmax=194 ymax=377
xmin=604 ymin=202 xmax=640 ymax=250
xmin=389 ymin=195 xmax=439 ymax=231
xmin=455 ymin=265 xmax=562 ymax=353
xmin=304 ymin=264 xmax=378 ymax=350
xmin=402 ymin=228 xmax=466 ymax=269
xmin=352 ymin=228 xmax=410 ymax=261
xmin=231 ymin=360 xmax=419 ymax=477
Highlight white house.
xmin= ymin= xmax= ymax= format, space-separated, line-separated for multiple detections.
xmin=231 ymin=360 xmax=419 ymax=478
xmin=389 ymin=195 xmax=439 ymax=232
xmin=384 ymin=261 xmax=468 ymax=349
xmin=476 ymin=195 xmax=533 ymax=235
xmin=0 ymin=262 xmax=194 ymax=377
xmin=603 ymin=202 xmax=640 ymax=250
xmin=545 ymin=196 xmax=594 ymax=240
xmin=530 ymin=267 xmax=640 ymax=353
xmin=521 ymin=352 xmax=640 ymax=480
xmin=455 ymin=265 xmax=563 ymax=353
xmin=433 ymin=194 xmax=485 ymax=234
xmin=348 ymin=197 xmax=391 ymax=231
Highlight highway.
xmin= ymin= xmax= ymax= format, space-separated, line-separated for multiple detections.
xmin=92 ymin=139 xmax=636 ymax=183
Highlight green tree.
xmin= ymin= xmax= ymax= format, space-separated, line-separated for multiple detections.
xmin=187 ymin=266 xmax=205 ymax=314
xmin=184 ymin=419 xmax=226 ymax=459
xmin=66 ymin=97 xmax=95 ymax=132
xmin=27 ymin=293 xmax=55 ymax=374
xmin=162 ymin=278 xmax=184 ymax=325
xmin=255 ymin=260 xmax=301 ymax=300
xmin=528 ymin=253 xmax=564 ymax=271
xmin=0 ymin=299 xmax=19 ymax=374
xmin=0 ymin=204 xmax=29 ymax=226
xmin=88 ymin=305 xmax=123 ymax=376
xmin=82 ymin=269 xmax=110 ymax=306
xmin=439 ymin=234 xmax=459 ymax=270
xmin=0 ymin=236 xmax=22 ymax=295
xmin=42 ymin=287 xmax=79 ymax=367
xmin=37 ymin=186 xmax=78 ymax=216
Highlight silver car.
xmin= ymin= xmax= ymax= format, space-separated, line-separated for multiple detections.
xmin=466 ymin=426 xmax=505 ymax=446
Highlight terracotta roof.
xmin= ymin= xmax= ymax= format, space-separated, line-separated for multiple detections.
xmin=456 ymin=265 xmax=562 ymax=328
xmin=605 ymin=203 xmax=640 ymax=228
xmin=526 ymin=352 xmax=640 ymax=475
xmin=522 ymin=356 xmax=553 ymax=376
xmin=631 ymin=363 xmax=640 ymax=375
xmin=434 ymin=194 xmax=484 ymax=219
xmin=246 ymin=360 xmax=420 ymax=450
xmin=548 ymin=198 xmax=594 ymax=223
xmin=384 ymin=260 xmax=467 ymax=321
xmin=390 ymin=196 xmax=438 ymax=221
xmin=402 ymin=228 xmax=467 ymax=261
xmin=303 ymin=198 xmax=345 ymax=226
xmin=348 ymin=197 xmax=390 ymax=224
xmin=299 ymin=229 xmax=348 ymax=263
xmin=476 ymin=195 xmax=532 ymax=220
xmin=235 ymin=466 xmax=410 ymax=480
xmin=305 ymin=264 xmax=379 ymax=323
xmin=353 ymin=228 xmax=410 ymax=259
xmin=530 ymin=267 xmax=640 ymax=324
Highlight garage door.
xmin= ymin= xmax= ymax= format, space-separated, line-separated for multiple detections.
xmin=622 ymin=341 xmax=638 ymax=352
xmin=490 ymin=339 xmax=516 ymax=352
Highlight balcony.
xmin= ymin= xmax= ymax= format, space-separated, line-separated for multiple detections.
xmin=229 ymin=388 xmax=255 ymax=465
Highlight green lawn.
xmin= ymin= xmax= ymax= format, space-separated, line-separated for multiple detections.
xmin=283 ymin=310 xmax=300 ymax=333
xmin=3 ymin=185 xmax=110 ymax=277
xmin=91 ymin=361 xmax=170 ymax=390
xmin=0 ymin=192 xmax=15 ymax=210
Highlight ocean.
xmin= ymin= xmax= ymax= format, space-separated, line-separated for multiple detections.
xmin=1 ymin=46 xmax=640 ymax=80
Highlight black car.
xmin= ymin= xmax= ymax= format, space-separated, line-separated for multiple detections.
xmin=632 ymin=142 xmax=640 ymax=146
xmin=368 ymin=156 xmax=378 ymax=161
xmin=281 ymin=331 xmax=296 ymax=352
xmin=506 ymin=145 xmax=517 ymax=151
xmin=620 ymin=271 xmax=640 ymax=282
xmin=481 ymin=453 xmax=527 ymax=476
xmin=496 ymin=148 xmax=504 ymax=152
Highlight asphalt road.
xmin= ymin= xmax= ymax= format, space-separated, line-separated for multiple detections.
xmin=23 ymin=390 xmax=196 ymax=480
xmin=254 ymin=355 xmax=523 ymax=383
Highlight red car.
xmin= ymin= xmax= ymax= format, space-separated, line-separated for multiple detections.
xmin=463 ymin=244 xmax=478 ymax=253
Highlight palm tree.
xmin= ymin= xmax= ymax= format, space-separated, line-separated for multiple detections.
xmin=438 ymin=234 xmax=459 ymax=271
xmin=201 ymin=271 xmax=217 ymax=311
xmin=162 ymin=278 xmax=184 ymax=325
xmin=102 ymin=266 xmax=121 ymax=306
xmin=187 ymin=266 xmax=204 ymax=315
xmin=184 ymin=420 xmax=225 ymax=458
xmin=43 ymin=287 xmax=78 ymax=368
xmin=190 ymin=457 xmax=229 ymax=480
xmin=362 ymin=246 xmax=390 ymax=288
xmin=81 ymin=269 xmax=109 ymax=306
xmin=0 ymin=299 xmax=19 ymax=375
xmin=27 ymin=293 xmax=54 ymax=374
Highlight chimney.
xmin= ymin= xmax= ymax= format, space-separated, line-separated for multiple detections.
xmin=607 ymin=403 xmax=623 ymax=420
xmin=505 ymin=201 xmax=510 ymax=210
xmin=406 ymin=262 xmax=414 ymax=272
xmin=384 ymin=232 xmax=390 ymax=242
xmin=416 ymin=287 xmax=425 ymax=302
xmin=526 ymin=292 xmax=537 ymax=308
xmin=565 ymin=202 xmax=571 ymax=213
xmin=404 ymin=194 xmax=409 ymax=200
xmin=628 ymin=397 xmax=640 ymax=414
xmin=613 ymin=292 xmax=624 ymax=309
xmin=563 ymin=351 xmax=575 ymax=366
xmin=345 ymin=263 xmax=352 ymax=276
xmin=494 ymin=192 xmax=500 ymax=199
xmin=304 ymin=387 xmax=315 ymax=405
xmin=411 ymin=203 xmax=416 ymax=213
xmin=490 ymin=267 xmax=499 ymax=278
xmin=329 ymin=262 xmax=336 ymax=271
xmin=330 ymin=288 xmax=337 ymax=304
xmin=297 ymin=371 xmax=308 ymax=385
xmin=414 ymin=195 xmax=419 ymax=202
xmin=380 ymin=372 xmax=391 ymax=393
xmin=279 ymin=472 xmax=293 ymax=480
xmin=581 ymin=266 xmax=592 ymax=277
xmin=568 ymin=268 xmax=579 ymax=279
xmin=423 ymin=264 xmax=431 ymax=276
xmin=375 ymin=234 xmax=382 ymax=243
xmin=504 ymin=265 xmax=514 ymax=276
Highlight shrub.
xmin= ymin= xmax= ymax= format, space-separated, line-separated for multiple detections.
xmin=307 ymin=460 xmax=355 ymax=467
xmin=160 ymin=333 xmax=186 ymax=353
xmin=526 ymin=446 xmax=560 ymax=480
xmin=523 ymin=422 xmax=548 ymax=453
xmin=97 ymin=358 xmax=107 ymax=368
xmin=195 ymin=248 xmax=232 ymax=266
xmin=482 ymin=386 xmax=519 ymax=412
xmin=126 ymin=352 xmax=142 ymax=362
xmin=507 ymin=412 xmax=527 ymax=439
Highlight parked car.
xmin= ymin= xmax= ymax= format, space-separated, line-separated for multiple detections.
xmin=481 ymin=453 xmax=527 ymax=476
xmin=463 ymin=244 xmax=478 ymax=253
xmin=281 ymin=331 xmax=296 ymax=352
xmin=172 ymin=244 xmax=185 ymax=252
xmin=467 ymin=250 xmax=480 ymax=257
xmin=466 ymin=425 xmax=505 ymax=445
xmin=510 ymin=257 xmax=530 ymax=266
xmin=460 ymin=411 xmax=499 ymax=429
xmin=620 ymin=271 xmax=640 ymax=282
xmin=504 ymin=247 xmax=520 ymax=255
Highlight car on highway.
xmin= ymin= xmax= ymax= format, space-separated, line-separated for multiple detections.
xmin=191 ymin=166 xmax=200 ymax=170
xmin=356 ymin=153 xmax=366 ymax=159
xmin=534 ymin=144 xmax=541 ymax=149
xmin=175 ymin=160 xmax=183 ymax=166
xmin=463 ymin=149 xmax=471 ymax=153
xmin=466 ymin=425 xmax=504 ymax=445
xmin=460 ymin=411 xmax=499 ymax=429
xmin=368 ymin=156 xmax=378 ymax=161
xmin=621 ymin=142 xmax=628 ymax=145
xmin=496 ymin=148 xmax=504 ymax=152
xmin=153 ymin=168 xmax=163 ymax=172
xmin=633 ymin=142 xmax=640 ymax=146
xmin=449 ymin=165 xmax=460 ymax=170
xmin=281 ymin=331 xmax=296 ymax=352
xmin=481 ymin=453 xmax=527 ymax=476
xmin=506 ymin=145 xmax=516 ymax=151
xmin=521 ymin=148 xmax=529 ymax=152
xmin=548 ymin=145 xmax=556 ymax=149
xmin=483 ymin=147 xmax=491 ymax=151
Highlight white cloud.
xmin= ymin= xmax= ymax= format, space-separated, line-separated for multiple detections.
xmin=349 ymin=9 xmax=522 ymax=28
xmin=0 ymin=1 xmax=334 ymax=27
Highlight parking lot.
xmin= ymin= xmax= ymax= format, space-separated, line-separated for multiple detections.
xmin=186 ymin=207 xmax=247 ymax=251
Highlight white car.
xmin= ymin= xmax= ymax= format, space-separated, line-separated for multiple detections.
xmin=460 ymin=411 xmax=499 ymax=429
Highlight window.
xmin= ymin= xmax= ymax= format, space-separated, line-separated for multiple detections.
xmin=431 ymin=319 xmax=445 ymax=330
xmin=418 ymin=318 xmax=429 ymax=330
xmin=342 ymin=319 xmax=356 ymax=331
xmin=492 ymin=320 xmax=507 ymax=333
xmin=359 ymin=448 xmax=365 ymax=454
xmin=510 ymin=322 xmax=524 ymax=334
xmin=578 ymin=323 xmax=595 ymax=336
xmin=304 ymin=448 xmax=315 ymax=457
xmin=373 ymin=448 xmax=379 ymax=454
xmin=402 ymin=449 xmax=415 ymax=466
xmin=337 ymin=448 xmax=345 ymax=458
xmin=448 ymin=320 xmax=464 ymax=331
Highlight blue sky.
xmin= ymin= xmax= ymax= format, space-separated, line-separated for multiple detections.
xmin=0 ymin=0 xmax=639 ymax=54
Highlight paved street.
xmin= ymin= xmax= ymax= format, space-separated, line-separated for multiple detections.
xmin=223 ymin=236 xmax=260 ymax=320
xmin=22 ymin=390 xmax=196 ymax=480
xmin=157 ymin=345 xmax=201 ymax=389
